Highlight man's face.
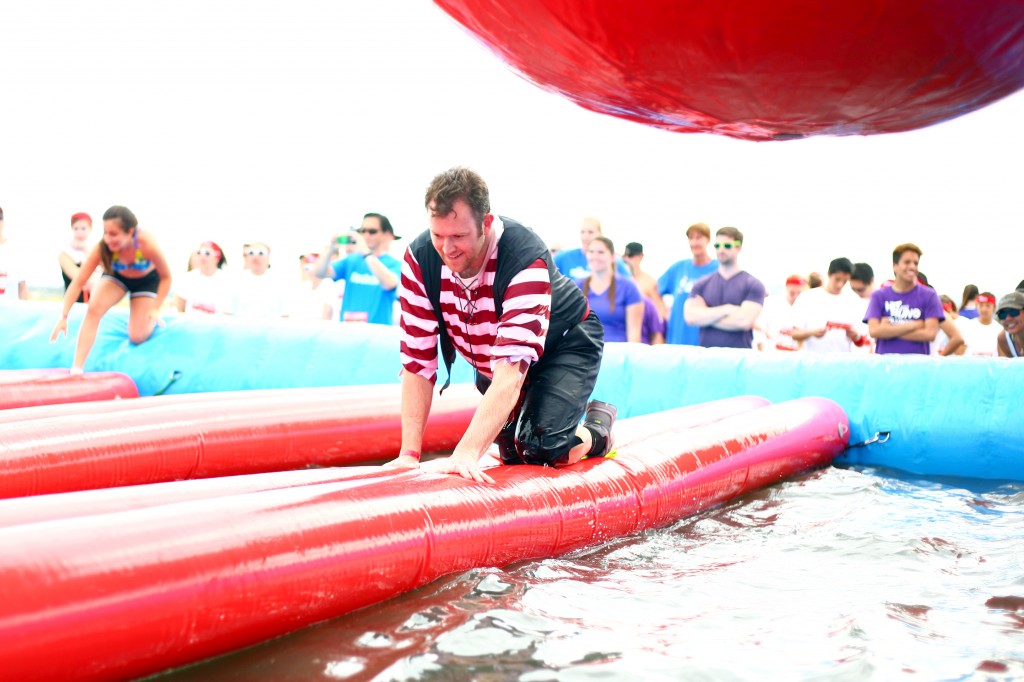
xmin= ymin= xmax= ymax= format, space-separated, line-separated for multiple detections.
xmin=893 ymin=251 xmax=919 ymax=286
xmin=850 ymin=279 xmax=871 ymax=298
xmin=244 ymin=243 xmax=271 ymax=275
xmin=579 ymin=219 xmax=600 ymax=250
xmin=688 ymin=232 xmax=709 ymax=258
xmin=429 ymin=198 xmax=490 ymax=278
xmin=713 ymin=234 xmax=741 ymax=265
xmin=978 ymin=299 xmax=995 ymax=324
xmin=359 ymin=216 xmax=387 ymax=250
xmin=826 ymin=271 xmax=850 ymax=295
xmin=785 ymin=283 xmax=804 ymax=304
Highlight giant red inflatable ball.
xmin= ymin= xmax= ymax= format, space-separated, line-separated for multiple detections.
xmin=434 ymin=0 xmax=1024 ymax=140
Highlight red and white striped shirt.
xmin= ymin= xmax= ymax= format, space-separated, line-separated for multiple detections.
xmin=400 ymin=220 xmax=552 ymax=383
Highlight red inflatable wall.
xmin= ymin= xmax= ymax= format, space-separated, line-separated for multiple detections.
xmin=0 ymin=396 xmax=770 ymax=527
xmin=435 ymin=0 xmax=1024 ymax=140
xmin=0 ymin=397 xmax=847 ymax=681
xmin=0 ymin=369 xmax=138 ymax=409
xmin=0 ymin=384 xmax=480 ymax=498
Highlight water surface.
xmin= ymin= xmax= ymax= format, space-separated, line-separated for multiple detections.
xmin=159 ymin=465 xmax=1024 ymax=681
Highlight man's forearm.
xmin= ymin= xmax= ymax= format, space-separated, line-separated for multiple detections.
xmin=684 ymin=302 xmax=734 ymax=327
xmin=902 ymin=321 xmax=940 ymax=343
xmin=453 ymin=361 xmax=525 ymax=459
xmin=869 ymin=319 xmax=923 ymax=339
xmin=365 ymin=253 xmax=399 ymax=290
xmin=314 ymin=246 xmax=337 ymax=280
xmin=401 ymin=370 xmax=434 ymax=453
xmin=713 ymin=311 xmax=757 ymax=331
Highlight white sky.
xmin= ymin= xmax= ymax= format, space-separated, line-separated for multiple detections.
xmin=3 ymin=0 xmax=1022 ymax=299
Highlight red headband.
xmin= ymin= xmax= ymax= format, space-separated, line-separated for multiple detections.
xmin=785 ymin=276 xmax=807 ymax=287
xmin=942 ymin=301 xmax=954 ymax=313
xmin=976 ymin=294 xmax=996 ymax=305
xmin=201 ymin=241 xmax=223 ymax=256
xmin=70 ymin=212 xmax=92 ymax=225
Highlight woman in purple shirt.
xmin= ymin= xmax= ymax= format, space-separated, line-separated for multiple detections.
xmin=578 ymin=237 xmax=643 ymax=342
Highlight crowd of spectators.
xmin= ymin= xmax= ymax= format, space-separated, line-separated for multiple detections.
xmin=1 ymin=203 xmax=1022 ymax=359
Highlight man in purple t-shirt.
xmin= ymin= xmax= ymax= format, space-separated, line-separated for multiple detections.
xmin=683 ymin=226 xmax=767 ymax=349
xmin=864 ymin=242 xmax=944 ymax=355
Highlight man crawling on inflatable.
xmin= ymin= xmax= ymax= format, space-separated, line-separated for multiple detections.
xmin=386 ymin=166 xmax=615 ymax=483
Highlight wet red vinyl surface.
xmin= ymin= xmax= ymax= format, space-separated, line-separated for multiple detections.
xmin=0 ymin=397 xmax=846 ymax=681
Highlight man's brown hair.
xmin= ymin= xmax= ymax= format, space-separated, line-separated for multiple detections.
xmin=891 ymin=242 xmax=922 ymax=264
xmin=686 ymin=222 xmax=710 ymax=239
xmin=715 ymin=226 xmax=744 ymax=244
xmin=424 ymin=167 xmax=491 ymax=231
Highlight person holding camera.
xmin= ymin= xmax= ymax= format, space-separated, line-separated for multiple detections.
xmin=315 ymin=213 xmax=402 ymax=324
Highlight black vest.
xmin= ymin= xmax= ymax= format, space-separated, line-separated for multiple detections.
xmin=409 ymin=217 xmax=589 ymax=390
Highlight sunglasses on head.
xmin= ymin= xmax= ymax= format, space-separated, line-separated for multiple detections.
xmin=997 ymin=308 xmax=1021 ymax=321
xmin=195 ymin=248 xmax=218 ymax=257
xmin=358 ymin=228 xmax=381 ymax=235
xmin=713 ymin=241 xmax=742 ymax=250
xmin=244 ymin=248 xmax=269 ymax=257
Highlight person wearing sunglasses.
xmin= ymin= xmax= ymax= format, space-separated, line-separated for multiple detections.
xmin=996 ymin=290 xmax=1024 ymax=358
xmin=863 ymin=243 xmax=944 ymax=355
xmin=389 ymin=166 xmax=616 ymax=484
xmin=173 ymin=241 xmax=230 ymax=316
xmin=315 ymin=213 xmax=402 ymax=324
xmin=683 ymin=227 xmax=766 ymax=349
xmin=227 ymin=242 xmax=289 ymax=318
xmin=50 ymin=206 xmax=173 ymax=373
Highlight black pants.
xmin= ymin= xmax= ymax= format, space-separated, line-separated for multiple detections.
xmin=478 ymin=312 xmax=604 ymax=466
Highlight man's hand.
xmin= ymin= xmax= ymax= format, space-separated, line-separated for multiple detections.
xmin=422 ymin=449 xmax=495 ymax=484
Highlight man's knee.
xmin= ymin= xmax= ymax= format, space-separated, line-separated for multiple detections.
xmin=512 ymin=423 xmax=579 ymax=467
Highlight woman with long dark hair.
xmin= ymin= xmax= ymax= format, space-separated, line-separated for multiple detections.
xmin=51 ymin=206 xmax=172 ymax=373
xmin=959 ymin=284 xmax=980 ymax=320
xmin=579 ymin=236 xmax=643 ymax=342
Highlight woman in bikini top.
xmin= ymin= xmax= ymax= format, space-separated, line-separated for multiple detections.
xmin=51 ymin=206 xmax=172 ymax=373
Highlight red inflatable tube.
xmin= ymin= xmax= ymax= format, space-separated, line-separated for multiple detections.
xmin=0 ymin=397 xmax=847 ymax=682
xmin=0 ymin=383 xmax=439 ymax=425
xmin=0 ymin=396 xmax=771 ymax=528
xmin=0 ymin=384 xmax=482 ymax=499
xmin=434 ymin=0 xmax=1024 ymax=140
xmin=0 ymin=369 xmax=138 ymax=410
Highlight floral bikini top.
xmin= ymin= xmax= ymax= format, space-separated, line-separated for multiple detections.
xmin=111 ymin=231 xmax=152 ymax=272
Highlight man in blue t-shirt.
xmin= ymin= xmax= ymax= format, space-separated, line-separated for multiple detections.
xmin=864 ymin=243 xmax=943 ymax=355
xmin=318 ymin=212 xmax=403 ymax=325
xmin=684 ymin=226 xmax=766 ymax=349
xmin=658 ymin=222 xmax=719 ymax=345
xmin=554 ymin=216 xmax=631 ymax=280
